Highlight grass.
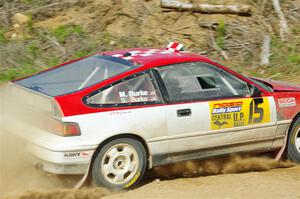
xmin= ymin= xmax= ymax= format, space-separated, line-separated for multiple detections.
xmin=74 ymin=50 xmax=94 ymax=58
xmin=0 ymin=28 xmax=7 ymax=43
xmin=0 ymin=24 xmax=89 ymax=82
xmin=0 ymin=64 xmax=40 ymax=82
xmin=26 ymin=42 xmax=40 ymax=58
xmin=26 ymin=14 xmax=34 ymax=34
xmin=52 ymin=25 xmax=85 ymax=43
xmin=248 ymin=35 xmax=300 ymax=81
xmin=215 ymin=19 xmax=226 ymax=49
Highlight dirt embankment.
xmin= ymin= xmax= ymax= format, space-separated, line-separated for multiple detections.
xmin=1 ymin=0 xmax=300 ymax=82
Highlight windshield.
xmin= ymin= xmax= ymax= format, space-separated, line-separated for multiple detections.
xmin=16 ymin=55 xmax=138 ymax=96
xmin=249 ymin=77 xmax=274 ymax=92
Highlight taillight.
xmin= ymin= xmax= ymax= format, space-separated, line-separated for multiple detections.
xmin=49 ymin=120 xmax=81 ymax=136
xmin=63 ymin=122 xmax=81 ymax=136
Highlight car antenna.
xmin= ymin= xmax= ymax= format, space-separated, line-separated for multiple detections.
xmin=123 ymin=52 xmax=132 ymax=57
xmin=268 ymin=73 xmax=282 ymax=80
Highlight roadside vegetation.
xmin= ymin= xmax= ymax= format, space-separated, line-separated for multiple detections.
xmin=0 ymin=0 xmax=299 ymax=83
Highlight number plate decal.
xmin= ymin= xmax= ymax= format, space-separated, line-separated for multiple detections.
xmin=209 ymin=98 xmax=271 ymax=130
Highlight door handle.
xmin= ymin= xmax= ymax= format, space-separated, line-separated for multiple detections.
xmin=177 ymin=109 xmax=192 ymax=117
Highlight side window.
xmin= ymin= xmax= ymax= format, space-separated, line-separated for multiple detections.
xmin=86 ymin=73 xmax=162 ymax=106
xmin=157 ymin=62 xmax=250 ymax=102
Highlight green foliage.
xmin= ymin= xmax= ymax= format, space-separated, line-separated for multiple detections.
xmin=26 ymin=14 xmax=34 ymax=34
xmin=47 ymin=57 xmax=60 ymax=67
xmin=74 ymin=50 xmax=93 ymax=58
xmin=0 ymin=64 xmax=40 ymax=82
xmin=291 ymin=26 xmax=300 ymax=34
xmin=216 ymin=20 xmax=226 ymax=49
xmin=0 ymin=28 xmax=7 ymax=43
xmin=52 ymin=25 xmax=85 ymax=43
xmin=271 ymin=36 xmax=283 ymax=48
xmin=268 ymin=35 xmax=300 ymax=79
xmin=26 ymin=42 xmax=40 ymax=58
xmin=216 ymin=20 xmax=226 ymax=36
xmin=287 ymin=53 xmax=300 ymax=64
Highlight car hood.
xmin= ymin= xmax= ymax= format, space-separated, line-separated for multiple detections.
xmin=251 ymin=77 xmax=300 ymax=92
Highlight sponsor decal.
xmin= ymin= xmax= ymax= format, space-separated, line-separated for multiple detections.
xmin=278 ymin=98 xmax=296 ymax=107
xmin=119 ymin=90 xmax=149 ymax=103
xmin=213 ymin=120 xmax=228 ymax=128
xmin=210 ymin=98 xmax=271 ymax=130
xmin=110 ymin=110 xmax=132 ymax=115
xmin=212 ymin=102 xmax=243 ymax=114
xmin=124 ymin=171 xmax=140 ymax=188
xmin=64 ymin=151 xmax=90 ymax=158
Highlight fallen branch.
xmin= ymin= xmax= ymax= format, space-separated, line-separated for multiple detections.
xmin=160 ymin=0 xmax=252 ymax=15
xmin=42 ymin=34 xmax=66 ymax=55
xmin=272 ymin=0 xmax=289 ymax=40
xmin=174 ymin=24 xmax=197 ymax=31
xmin=260 ymin=34 xmax=271 ymax=67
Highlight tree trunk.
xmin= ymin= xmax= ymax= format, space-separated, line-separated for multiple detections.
xmin=272 ymin=0 xmax=289 ymax=41
xmin=161 ymin=0 xmax=252 ymax=15
xmin=260 ymin=35 xmax=271 ymax=67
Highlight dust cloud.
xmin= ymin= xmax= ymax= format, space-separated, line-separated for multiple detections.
xmin=0 ymin=84 xmax=109 ymax=199
xmin=0 ymin=130 xmax=80 ymax=197
xmin=3 ymin=188 xmax=110 ymax=199
xmin=0 ymin=131 xmax=110 ymax=199
xmin=153 ymin=155 xmax=294 ymax=180
xmin=0 ymin=84 xmax=79 ymax=198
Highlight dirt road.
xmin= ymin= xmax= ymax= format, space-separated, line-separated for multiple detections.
xmin=1 ymin=162 xmax=300 ymax=199
xmin=107 ymin=166 xmax=300 ymax=199
xmin=1 ymin=132 xmax=300 ymax=199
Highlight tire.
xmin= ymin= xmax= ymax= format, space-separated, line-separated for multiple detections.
xmin=92 ymin=138 xmax=147 ymax=189
xmin=287 ymin=117 xmax=300 ymax=163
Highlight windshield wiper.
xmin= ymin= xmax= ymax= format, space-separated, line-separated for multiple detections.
xmin=77 ymin=67 xmax=100 ymax=90
xmin=30 ymin=85 xmax=43 ymax=92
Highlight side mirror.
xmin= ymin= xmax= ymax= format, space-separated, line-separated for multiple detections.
xmin=249 ymin=84 xmax=262 ymax=97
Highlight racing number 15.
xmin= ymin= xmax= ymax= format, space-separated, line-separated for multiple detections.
xmin=249 ymin=98 xmax=264 ymax=124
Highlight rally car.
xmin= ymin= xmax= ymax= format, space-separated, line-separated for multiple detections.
xmin=3 ymin=43 xmax=300 ymax=189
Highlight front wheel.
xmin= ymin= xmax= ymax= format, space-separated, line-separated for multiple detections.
xmin=92 ymin=138 xmax=147 ymax=189
xmin=287 ymin=117 xmax=300 ymax=163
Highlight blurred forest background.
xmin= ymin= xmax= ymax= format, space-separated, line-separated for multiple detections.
xmin=0 ymin=0 xmax=299 ymax=83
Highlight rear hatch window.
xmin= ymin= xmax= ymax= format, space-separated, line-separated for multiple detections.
xmin=16 ymin=55 xmax=138 ymax=96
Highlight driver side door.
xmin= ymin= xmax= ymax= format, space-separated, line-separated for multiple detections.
xmin=154 ymin=62 xmax=277 ymax=154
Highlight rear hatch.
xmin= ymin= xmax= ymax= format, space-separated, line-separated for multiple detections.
xmin=2 ymin=82 xmax=58 ymax=139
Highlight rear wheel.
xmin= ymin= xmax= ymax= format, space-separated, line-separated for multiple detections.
xmin=92 ymin=138 xmax=147 ymax=189
xmin=287 ymin=117 xmax=300 ymax=163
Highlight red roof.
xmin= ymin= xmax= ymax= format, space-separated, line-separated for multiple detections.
xmin=102 ymin=48 xmax=211 ymax=67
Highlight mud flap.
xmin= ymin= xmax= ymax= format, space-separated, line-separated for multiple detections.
xmin=74 ymin=151 xmax=95 ymax=189
xmin=275 ymin=129 xmax=289 ymax=161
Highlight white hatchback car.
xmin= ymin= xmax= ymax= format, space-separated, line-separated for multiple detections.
xmin=3 ymin=45 xmax=300 ymax=189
